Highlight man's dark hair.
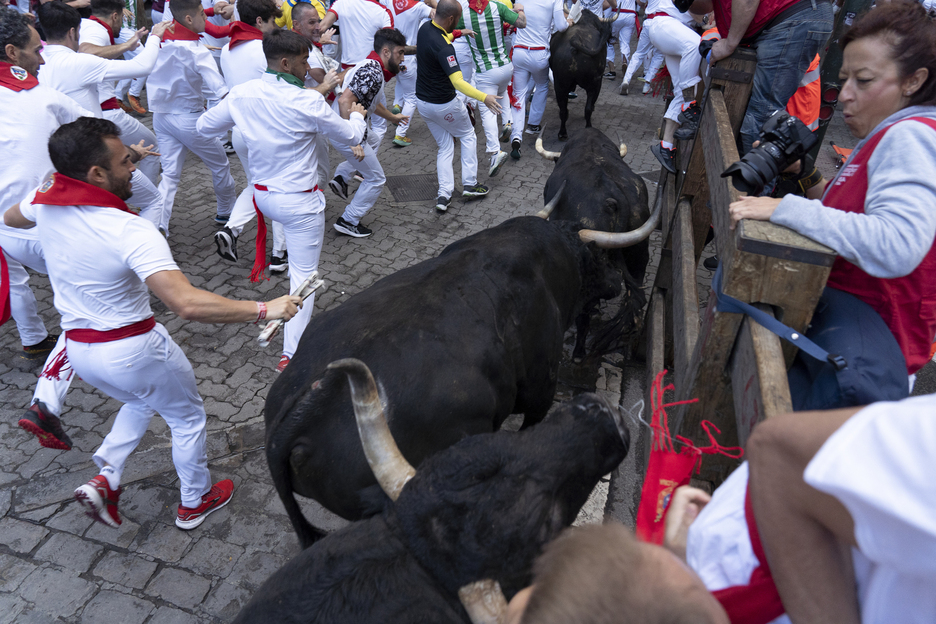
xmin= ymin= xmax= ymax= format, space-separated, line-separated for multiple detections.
xmin=49 ymin=117 xmax=123 ymax=182
xmin=170 ymin=0 xmax=203 ymax=22
xmin=373 ymin=27 xmax=405 ymax=54
xmin=435 ymin=0 xmax=461 ymax=22
xmin=291 ymin=1 xmax=318 ymax=24
xmin=0 ymin=6 xmax=32 ymax=61
xmin=90 ymin=0 xmax=124 ymax=18
xmin=263 ymin=28 xmax=309 ymax=61
xmin=38 ymin=2 xmax=82 ymax=41
xmin=237 ymin=0 xmax=282 ymax=28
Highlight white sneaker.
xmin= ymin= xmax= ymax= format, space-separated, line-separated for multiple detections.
xmin=489 ymin=151 xmax=509 ymax=177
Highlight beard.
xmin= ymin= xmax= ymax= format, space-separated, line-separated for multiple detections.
xmin=107 ymin=170 xmax=133 ymax=201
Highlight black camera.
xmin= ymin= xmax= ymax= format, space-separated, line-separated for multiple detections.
xmin=721 ymin=110 xmax=818 ymax=196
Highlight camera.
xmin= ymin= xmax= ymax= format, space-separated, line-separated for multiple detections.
xmin=721 ymin=110 xmax=818 ymax=196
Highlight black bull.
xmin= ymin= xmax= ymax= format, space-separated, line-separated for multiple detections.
xmin=236 ymin=359 xmax=630 ymax=624
xmin=538 ymin=126 xmax=654 ymax=359
xmin=549 ymin=8 xmax=617 ymax=140
xmin=265 ymin=216 xmax=654 ymax=548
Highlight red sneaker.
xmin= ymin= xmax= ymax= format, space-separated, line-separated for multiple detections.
xmin=19 ymin=401 xmax=72 ymax=450
xmin=276 ymin=355 xmax=290 ymax=373
xmin=175 ymin=479 xmax=234 ymax=530
xmin=74 ymin=475 xmax=122 ymax=528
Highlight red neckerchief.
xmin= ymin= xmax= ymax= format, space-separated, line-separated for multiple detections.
xmin=163 ymin=20 xmax=202 ymax=41
xmin=228 ymin=21 xmax=263 ymax=49
xmin=0 ymin=62 xmax=38 ymax=91
xmin=89 ymin=15 xmax=116 ymax=45
xmin=468 ymin=0 xmax=489 ymax=13
xmin=35 ymin=173 xmax=134 ymax=214
xmin=366 ymin=51 xmax=395 ymax=82
xmin=311 ymin=40 xmax=323 ymax=49
xmin=392 ymin=0 xmax=420 ymax=13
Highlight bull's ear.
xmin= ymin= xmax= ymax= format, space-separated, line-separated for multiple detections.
xmin=602 ymin=197 xmax=618 ymax=214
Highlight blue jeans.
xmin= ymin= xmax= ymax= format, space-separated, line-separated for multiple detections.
xmin=740 ymin=1 xmax=833 ymax=154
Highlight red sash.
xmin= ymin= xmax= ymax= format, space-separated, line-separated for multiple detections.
xmin=0 ymin=246 xmax=10 ymax=327
xmin=228 ymin=21 xmax=263 ymax=49
xmin=250 ymin=184 xmax=321 ymax=282
xmin=35 ymin=173 xmax=134 ymax=214
xmin=66 ymin=316 xmax=155 ymax=343
xmin=89 ymin=15 xmax=116 ymax=44
xmin=0 ymin=61 xmax=38 ymax=91
xmin=101 ymin=97 xmax=122 ymax=110
xmin=821 ymin=117 xmax=936 ymax=374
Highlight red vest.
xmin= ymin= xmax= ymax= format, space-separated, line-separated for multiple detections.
xmin=822 ymin=117 xmax=936 ymax=374
xmin=714 ymin=0 xmax=800 ymax=40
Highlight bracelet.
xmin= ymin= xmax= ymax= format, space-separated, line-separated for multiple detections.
xmin=255 ymin=301 xmax=267 ymax=323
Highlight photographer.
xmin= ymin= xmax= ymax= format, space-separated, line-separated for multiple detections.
xmin=687 ymin=0 xmax=832 ymax=155
xmin=729 ymin=1 xmax=936 ymax=402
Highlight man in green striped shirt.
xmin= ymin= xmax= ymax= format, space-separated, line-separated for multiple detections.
xmin=458 ymin=0 xmax=526 ymax=177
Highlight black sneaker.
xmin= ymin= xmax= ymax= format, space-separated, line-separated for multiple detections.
xmin=466 ymin=104 xmax=476 ymax=127
xmin=214 ymin=213 xmax=229 ymax=225
xmin=222 ymin=140 xmax=235 ymax=155
xmin=435 ymin=195 xmax=452 ymax=212
xmin=703 ymin=255 xmax=719 ymax=271
xmin=19 ymin=401 xmax=72 ymax=450
xmin=510 ymin=138 xmax=522 ymax=160
xmin=603 ymin=71 xmax=617 ymax=79
xmin=22 ymin=334 xmax=58 ymax=360
xmin=677 ymin=102 xmax=702 ymax=126
xmin=329 ymin=175 xmax=349 ymax=200
xmin=674 ymin=122 xmax=700 ymax=141
xmin=334 ymin=217 xmax=373 ymax=238
xmin=524 ymin=124 xmax=542 ymax=135
xmin=270 ymin=251 xmax=288 ymax=273
xmin=214 ymin=226 xmax=238 ymax=262
xmin=462 ymin=184 xmax=489 ymax=199
xmin=651 ymin=142 xmax=677 ymax=174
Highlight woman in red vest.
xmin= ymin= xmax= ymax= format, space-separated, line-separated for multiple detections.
xmin=729 ymin=1 xmax=936 ymax=401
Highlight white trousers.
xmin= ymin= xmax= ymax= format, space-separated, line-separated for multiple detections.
xmin=129 ymin=169 xmax=163 ymax=229
xmin=67 ymin=324 xmax=211 ymax=507
xmin=333 ymin=140 xmax=385 ymax=225
xmin=115 ymin=27 xmax=146 ymax=100
xmin=153 ymin=111 xmax=236 ymax=232
xmin=369 ymin=91 xmax=388 ymax=155
xmin=510 ymin=47 xmax=550 ymax=141
xmin=226 ymin=127 xmax=286 ymax=255
xmin=417 ymin=97 xmax=478 ymax=199
xmin=105 ymin=109 xmax=160 ymax=185
xmin=647 ymin=16 xmax=702 ymax=122
xmin=33 ymin=334 xmax=74 ymax=417
xmin=453 ymin=38 xmax=475 ymax=107
xmin=0 ymin=234 xmax=49 ymax=347
xmin=253 ymin=189 xmax=324 ymax=358
xmin=623 ymin=22 xmax=665 ymax=84
xmin=394 ymin=54 xmax=418 ymax=139
xmin=474 ymin=63 xmax=513 ymax=154
xmin=608 ymin=13 xmax=638 ymax=64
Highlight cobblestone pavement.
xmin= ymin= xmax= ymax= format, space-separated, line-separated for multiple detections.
xmin=0 ymin=46 xmax=863 ymax=622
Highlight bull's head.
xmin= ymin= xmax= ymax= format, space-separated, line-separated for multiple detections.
xmin=327 ymin=359 xmax=510 ymax=624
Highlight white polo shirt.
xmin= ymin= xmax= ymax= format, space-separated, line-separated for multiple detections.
xmin=38 ymin=38 xmax=162 ymax=116
xmin=78 ymin=18 xmax=123 ymax=104
xmin=147 ymin=37 xmax=228 ymax=113
xmin=20 ymin=187 xmax=178 ymax=331
xmin=195 ymin=72 xmax=367 ymax=192
xmin=219 ymin=38 xmax=266 ymax=90
xmin=390 ymin=0 xmax=433 ymax=45
xmin=0 ymin=79 xmax=91 ymax=241
xmin=327 ymin=0 xmax=394 ymax=66
xmin=513 ymin=0 xmax=568 ymax=49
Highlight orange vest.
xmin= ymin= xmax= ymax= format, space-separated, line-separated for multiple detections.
xmin=786 ymin=54 xmax=821 ymax=131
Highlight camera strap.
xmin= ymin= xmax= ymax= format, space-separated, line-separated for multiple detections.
xmin=712 ymin=264 xmax=848 ymax=370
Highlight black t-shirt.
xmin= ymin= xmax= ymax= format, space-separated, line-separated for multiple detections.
xmin=415 ymin=20 xmax=461 ymax=104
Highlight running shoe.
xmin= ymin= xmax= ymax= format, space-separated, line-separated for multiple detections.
xmin=334 ymin=217 xmax=373 ymax=238
xmin=175 ymin=479 xmax=234 ymax=529
xmin=19 ymin=401 xmax=72 ymax=450
xmin=75 ymin=475 xmax=122 ymax=528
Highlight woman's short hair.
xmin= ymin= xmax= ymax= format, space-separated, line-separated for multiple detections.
xmin=842 ymin=0 xmax=936 ymax=107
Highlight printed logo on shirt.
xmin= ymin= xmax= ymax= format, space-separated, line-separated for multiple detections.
xmin=10 ymin=65 xmax=27 ymax=81
xmin=832 ymin=163 xmax=861 ymax=187
xmin=38 ymin=177 xmax=55 ymax=193
xmin=447 ymin=55 xmax=457 ymax=68
xmin=444 ymin=112 xmax=455 ymax=122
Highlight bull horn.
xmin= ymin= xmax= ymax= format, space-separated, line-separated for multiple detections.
xmin=578 ymin=191 xmax=662 ymax=248
xmin=599 ymin=9 xmax=619 ymax=21
xmin=536 ymin=180 xmax=566 ymax=219
xmin=327 ymin=358 xmax=415 ymax=501
xmin=616 ymin=132 xmax=627 ymax=159
xmin=535 ymin=126 xmax=562 ymax=162
xmin=458 ymin=579 xmax=509 ymax=624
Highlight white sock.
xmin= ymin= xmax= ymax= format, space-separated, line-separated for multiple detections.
xmin=661 ymin=141 xmax=674 ymax=150
xmin=100 ymin=465 xmax=120 ymax=491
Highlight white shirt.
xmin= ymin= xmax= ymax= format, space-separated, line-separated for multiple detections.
xmin=147 ymin=38 xmax=228 ymax=113
xmin=201 ymin=0 xmax=230 ymax=52
xmin=513 ymin=0 xmax=568 ymax=48
xmin=327 ymin=0 xmax=394 ymax=66
xmin=646 ymin=0 xmax=693 ymax=23
xmin=20 ymin=189 xmax=178 ymax=331
xmin=195 ymin=72 xmax=367 ymax=192
xmin=390 ymin=0 xmax=433 ymax=45
xmin=304 ymin=45 xmax=336 ymax=89
xmin=78 ymin=18 xmax=121 ymax=104
xmin=38 ymin=39 xmax=161 ymax=116
xmin=0 ymin=82 xmax=91 ymax=241
xmin=220 ymin=38 xmax=266 ymax=90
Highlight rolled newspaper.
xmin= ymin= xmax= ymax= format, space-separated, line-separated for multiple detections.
xmin=257 ymin=272 xmax=326 ymax=348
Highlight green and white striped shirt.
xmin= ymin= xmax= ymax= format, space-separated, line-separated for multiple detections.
xmin=457 ymin=1 xmax=520 ymax=72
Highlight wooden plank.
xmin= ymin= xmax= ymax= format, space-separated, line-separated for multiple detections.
xmin=730 ymin=306 xmax=794 ymax=447
xmin=646 ymin=288 xmax=666 ymax=398
xmin=710 ymin=47 xmax=758 ymax=135
xmin=738 ymin=220 xmax=835 ymax=266
xmin=672 ymin=198 xmax=699 ymax=393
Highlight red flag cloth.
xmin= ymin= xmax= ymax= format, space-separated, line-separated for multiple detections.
xmin=0 ymin=61 xmax=38 ymax=91
xmin=0 ymin=246 xmax=11 ymax=327
xmin=228 ymin=21 xmax=263 ymax=49
xmin=635 ymin=370 xmax=744 ymax=544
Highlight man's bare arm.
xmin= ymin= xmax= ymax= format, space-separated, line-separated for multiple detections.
xmin=3 ymin=204 xmax=35 ymax=229
xmin=710 ymin=0 xmax=758 ymax=61
xmin=79 ymin=27 xmax=147 ymax=59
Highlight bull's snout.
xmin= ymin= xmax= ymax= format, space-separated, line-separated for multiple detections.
xmin=572 ymin=393 xmax=631 ymax=450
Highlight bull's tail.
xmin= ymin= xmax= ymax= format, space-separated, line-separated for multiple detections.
xmin=590 ymin=269 xmax=647 ymax=357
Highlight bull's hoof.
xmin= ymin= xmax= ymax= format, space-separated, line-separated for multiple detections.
xmin=558 ymin=131 xmax=568 ymax=141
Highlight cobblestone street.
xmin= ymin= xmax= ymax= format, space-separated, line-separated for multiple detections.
xmin=0 ymin=46 xmax=861 ymax=623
